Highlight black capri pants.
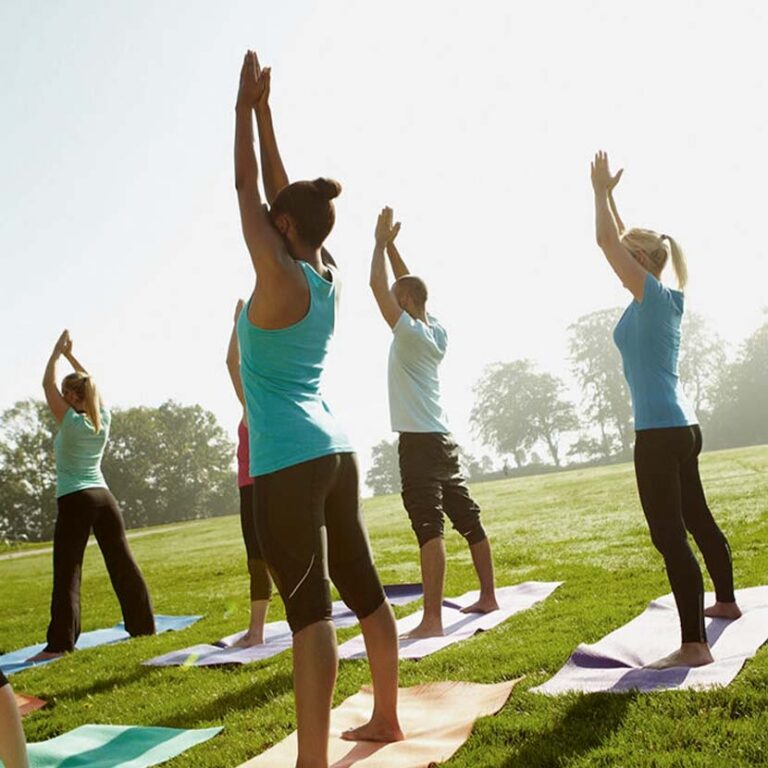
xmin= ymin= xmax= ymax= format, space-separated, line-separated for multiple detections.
xmin=253 ymin=452 xmax=386 ymax=635
xmin=398 ymin=432 xmax=487 ymax=548
xmin=239 ymin=483 xmax=272 ymax=602
xmin=634 ymin=424 xmax=735 ymax=644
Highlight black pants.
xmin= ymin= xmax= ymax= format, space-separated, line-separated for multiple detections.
xmin=239 ymin=484 xmax=272 ymax=601
xmin=253 ymin=453 xmax=385 ymax=635
xmin=45 ymin=488 xmax=155 ymax=653
xmin=634 ymin=425 xmax=735 ymax=644
xmin=398 ymin=432 xmax=487 ymax=548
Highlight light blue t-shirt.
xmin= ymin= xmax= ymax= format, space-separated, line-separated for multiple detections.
xmin=613 ymin=272 xmax=698 ymax=431
xmin=388 ymin=312 xmax=450 ymax=434
xmin=237 ymin=261 xmax=354 ymax=477
xmin=54 ymin=407 xmax=111 ymax=498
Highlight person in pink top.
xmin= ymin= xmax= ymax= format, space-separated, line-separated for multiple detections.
xmin=227 ymin=299 xmax=272 ymax=646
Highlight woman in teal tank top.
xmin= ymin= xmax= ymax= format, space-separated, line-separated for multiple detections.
xmin=29 ymin=331 xmax=155 ymax=661
xmin=591 ymin=151 xmax=740 ymax=671
xmin=234 ymin=51 xmax=402 ymax=761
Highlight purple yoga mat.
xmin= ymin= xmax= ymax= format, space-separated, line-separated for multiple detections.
xmin=338 ymin=581 xmax=562 ymax=661
xmin=533 ymin=586 xmax=768 ymax=694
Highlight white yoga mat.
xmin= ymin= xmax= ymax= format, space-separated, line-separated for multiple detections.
xmin=237 ymin=680 xmax=519 ymax=768
xmin=533 ymin=585 xmax=768 ymax=695
xmin=144 ymin=584 xmax=423 ymax=668
xmin=339 ymin=581 xmax=562 ymax=661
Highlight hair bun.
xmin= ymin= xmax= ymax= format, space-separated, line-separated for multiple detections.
xmin=313 ymin=177 xmax=342 ymax=200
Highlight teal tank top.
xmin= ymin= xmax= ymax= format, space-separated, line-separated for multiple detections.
xmin=54 ymin=407 xmax=111 ymax=498
xmin=237 ymin=261 xmax=353 ymax=477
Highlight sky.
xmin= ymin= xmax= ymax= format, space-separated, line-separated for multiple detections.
xmin=1 ymin=0 xmax=766 ymax=484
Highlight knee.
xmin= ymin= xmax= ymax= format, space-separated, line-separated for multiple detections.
xmin=330 ymin=557 xmax=386 ymax=621
xmin=413 ymin=520 xmax=444 ymax=548
xmin=648 ymin=528 xmax=688 ymax=559
xmin=459 ymin=521 xmax=487 ymax=546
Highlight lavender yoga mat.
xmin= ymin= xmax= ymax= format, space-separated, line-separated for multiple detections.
xmin=144 ymin=584 xmax=423 ymax=668
xmin=533 ymin=586 xmax=768 ymax=695
xmin=339 ymin=581 xmax=562 ymax=661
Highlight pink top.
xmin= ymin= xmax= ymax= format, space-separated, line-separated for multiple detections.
xmin=237 ymin=421 xmax=254 ymax=488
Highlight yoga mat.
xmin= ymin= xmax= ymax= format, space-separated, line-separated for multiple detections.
xmin=27 ymin=724 xmax=221 ymax=768
xmin=16 ymin=691 xmax=47 ymax=716
xmin=238 ymin=679 xmax=519 ymax=767
xmin=533 ymin=585 xmax=768 ymax=695
xmin=145 ymin=584 xmax=423 ymax=668
xmin=339 ymin=581 xmax=562 ymax=661
xmin=1 ymin=615 xmax=201 ymax=676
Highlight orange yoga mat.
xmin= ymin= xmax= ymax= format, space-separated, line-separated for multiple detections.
xmin=239 ymin=679 xmax=520 ymax=767
xmin=15 ymin=691 xmax=47 ymax=716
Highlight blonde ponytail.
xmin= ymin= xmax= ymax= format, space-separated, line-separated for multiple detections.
xmin=83 ymin=376 xmax=102 ymax=433
xmin=62 ymin=372 xmax=102 ymax=433
xmin=664 ymin=235 xmax=688 ymax=290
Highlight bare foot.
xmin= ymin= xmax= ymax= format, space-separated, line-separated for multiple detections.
xmin=27 ymin=650 xmax=66 ymax=662
xmin=461 ymin=597 xmax=499 ymax=614
xmin=341 ymin=718 xmax=405 ymax=743
xmin=404 ymin=620 xmax=444 ymax=639
xmin=646 ymin=643 xmax=714 ymax=670
xmin=232 ymin=631 xmax=265 ymax=648
xmin=705 ymin=601 xmax=742 ymax=620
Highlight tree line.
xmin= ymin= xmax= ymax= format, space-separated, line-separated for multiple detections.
xmin=0 ymin=401 xmax=237 ymax=542
xmin=367 ymin=309 xmax=767 ymax=495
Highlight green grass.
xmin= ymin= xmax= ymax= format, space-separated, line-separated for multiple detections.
xmin=2 ymin=445 xmax=767 ymax=767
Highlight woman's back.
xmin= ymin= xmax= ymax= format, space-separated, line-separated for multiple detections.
xmin=54 ymin=408 xmax=110 ymax=497
xmin=237 ymin=261 xmax=352 ymax=477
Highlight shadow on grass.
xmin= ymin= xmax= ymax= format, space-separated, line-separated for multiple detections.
xmin=501 ymin=692 xmax=636 ymax=768
xmin=147 ymin=669 xmax=294 ymax=728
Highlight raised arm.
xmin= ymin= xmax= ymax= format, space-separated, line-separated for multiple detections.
xmin=226 ymin=299 xmax=246 ymax=410
xmin=370 ymin=207 xmax=403 ymax=328
xmin=252 ymin=66 xmax=290 ymax=205
xmin=43 ymin=330 xmax=71 ymax=423
xmin=385 ymin=220 xmax=409 ymax=278
xmin=234 ymin=51 xmax=290 ymax=277
xmin=607 ymin=167 xmax=625 ymax=235
xmin=591 ymin=151 xmax=646 ymax=301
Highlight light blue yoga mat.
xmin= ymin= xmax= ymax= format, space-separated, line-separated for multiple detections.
xmin=27 ymin=724 xmax=221 ymax=767
xmin=1 ymin=615 xmax=201 ymax=676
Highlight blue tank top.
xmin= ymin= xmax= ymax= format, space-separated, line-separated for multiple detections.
xmin=236 ymin=261 xmax=353 ymax=476
xmin=613 ymin=272 xmax=697 ymax=431
xmin=54 ymin=407 xmax=111 ymax=498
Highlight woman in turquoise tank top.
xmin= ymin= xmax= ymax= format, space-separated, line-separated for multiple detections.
xmin=591 ymin=151 xmax=740 ymax=671
xmin=234 ymin=51 xmax=402 ymax=762
xmin=29 ymin=331 xmax=155 ymax=662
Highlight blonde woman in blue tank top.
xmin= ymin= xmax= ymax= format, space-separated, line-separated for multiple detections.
xmin=234 ymin=52 xmax=402 ymax=763
xmin=591 ymin=151 xmax=741 ymax=671
xmin=29 ymin=331 xmax=155 ymax=662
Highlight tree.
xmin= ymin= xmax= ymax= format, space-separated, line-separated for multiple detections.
xmin=471 ymin=360 xmax=578 ymax=467
xmin=568 ymin=308 xmax=632 ymax=459
xmin=0 ymin=400 xmax=58 ymax=540
xmin=366 ymin=439 xmax=400 ymax=496
xmin=707 ymin=319 xmax=768 ymax=449
xmin=0 ymin=399 xmax=237 ymax=541
xmin=679 ymin=312 xmax=727 ymax=422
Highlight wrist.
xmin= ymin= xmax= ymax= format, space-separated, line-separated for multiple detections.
xmin=254 ymin=101 xmax=270 ymax=119
xmin=235 ymin=100 xmax=254 ymax=115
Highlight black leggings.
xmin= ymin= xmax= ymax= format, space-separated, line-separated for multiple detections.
xmin=45 ymin=488 xmax=155 ymax=653
xmin=634 ymin=425 xmax=735 ymax=644
xmin=239 ymin=484 xmax=272 ymax=602
xmin=253 ymin=453 xmax=385 ymax=635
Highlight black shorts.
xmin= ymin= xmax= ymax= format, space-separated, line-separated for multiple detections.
xmin=398 ymin=432 xmax=486 ymax=547
xmin=253 ymin=452 xmax=385 ymax=635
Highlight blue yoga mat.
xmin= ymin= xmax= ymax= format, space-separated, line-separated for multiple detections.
xmin=27 ymin=724 xmax=221 ymax=767
xmin=1 ymin=615 xmax=201 ymax=676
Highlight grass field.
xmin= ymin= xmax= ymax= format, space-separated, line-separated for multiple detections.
xmin=2 ymin=445 xmax=767 ymax=767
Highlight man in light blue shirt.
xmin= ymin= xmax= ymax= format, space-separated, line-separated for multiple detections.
xmin=370 ymin=207 xmax=499 ymax=638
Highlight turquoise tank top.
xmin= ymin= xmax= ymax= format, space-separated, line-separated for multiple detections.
xmin=613 ymin=272 xmax=698 ymax=431
xmin=237 ymin=261 xmax=353 ymax=476
xmin=54 ymin=407 xmax=111 ymax=498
